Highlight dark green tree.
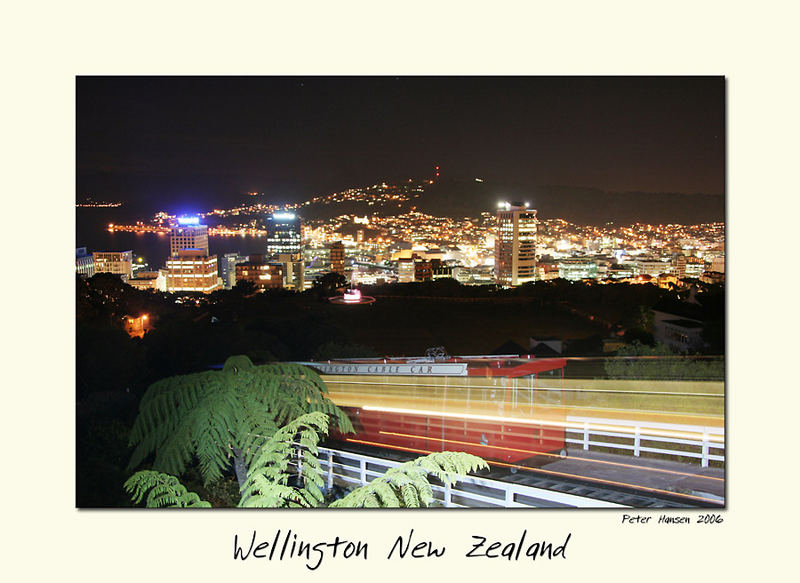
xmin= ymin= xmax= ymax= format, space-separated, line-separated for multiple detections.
xmin=604 ymin=342 xmax=724 ymax=380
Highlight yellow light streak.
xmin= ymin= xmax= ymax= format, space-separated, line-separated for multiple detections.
xmin=360 ymin=405 xmax=725 ymax=444
xmin=325 ymin=378 xmax=723 ymax=398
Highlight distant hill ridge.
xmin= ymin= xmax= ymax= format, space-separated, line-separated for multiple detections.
xmin=414 ymin=179 xmax=725 ymax=225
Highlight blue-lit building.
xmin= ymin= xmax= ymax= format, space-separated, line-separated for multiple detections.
xmin=164 ymin=217 xmax=221 ymax=294
xmin=76 ymin=247 xmax=95 ymax=278
xmin=266 ymin=212 xmax=302 ymax=259
xmin=170 ymin=216 xmax=209 ymax=256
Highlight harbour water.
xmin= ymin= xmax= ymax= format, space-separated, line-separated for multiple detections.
xmin=76 ymin=207 xmax=268 ymax=269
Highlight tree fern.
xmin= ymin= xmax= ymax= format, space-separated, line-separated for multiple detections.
xmin=127 ymin=356 xmax=352 ymax=489
xmin=329 ymin=452 xmax=488 ymax=508
xmin=124 ymin=470 xmax=211 ymax=508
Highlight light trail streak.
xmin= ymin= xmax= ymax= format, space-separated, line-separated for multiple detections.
xmin=344 ymin=438 xmax=723 ymax=506
xmin=329 ymin=388 xmax=724 ymax=424
xmin=378 ymin=430 xmax=723 ymax=482
xmin=324 ymin=378 xmax=723 ymax=398
xmin=360 ymin=405 xmax=725 ymax=443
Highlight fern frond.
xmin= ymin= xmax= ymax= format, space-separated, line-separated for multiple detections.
xmin=330 ymin=452 xmax=488 ymax=508
xmin=239 ymin=412 xmax=328 ymax=508
xmin=124 ymin=471 xmax=211 ymax=508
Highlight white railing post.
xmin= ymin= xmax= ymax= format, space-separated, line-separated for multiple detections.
xmin=634 ymin=427 xmax=641 ymax=457
xmin=701 ymin=432 xmax=709 ymax=468
xmin=359 ymin=459 xmax=367 ymax=485
xmin=443 ymin=482 xmax=452 ymax=507
xmin=505 ymin=486 xmax=514 ymax=507
xmin=583 ymin=421 xmax=590 ymax=450
xmin=327 ymin=451 xmax=334 ymax=490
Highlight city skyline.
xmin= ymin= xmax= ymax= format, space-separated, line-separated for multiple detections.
xmin=77 ymin=76 xmax=725 ymax=215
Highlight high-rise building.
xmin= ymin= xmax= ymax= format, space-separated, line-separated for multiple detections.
xmin=494 ymin=202 xmax=538 ymax=286
xmin=170 ymin=217 xmax=209 ymax=256
xmin=165 ymin=217 xmax=220 ymax=294
xmin=329 ymin=241 xmax=345 ymax=275
xmin=266 ymin=212 xmax=302 ymax=259
xmin=93 ymin=250 xmax=133 ymax=282
xmin=673 ymin=253 xmax=687 ymax=279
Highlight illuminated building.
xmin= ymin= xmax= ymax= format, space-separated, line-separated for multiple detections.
xmin=329 ymin=241 xmax=345 ymax=275
xmin=633 ymin=258 xmax=671 ymax=277
xmin=165 ymin=217 xmax=221 ymax=294
xmin=557 ymin=258 xmax=598 ymax=281
xmin=673 ymin=254 xmax=687 ymax=279
xmin=170 ymin=217 xmax=209 ymax=256
xmin=220 ymin=252 xmax=244 ymax=289
xmin=397 ymin=258 xmax=414 ymax=283
xmin=414 ymin=259 xmax=433 ymax=282
xmin=122 ymin=314 xmax=151 ymax=338
xmin=266 ymin=212 xmax=302 ymax=259
xmin=235 ymin=255 xmax=284 ymax=290
xmin=128 ymin=271 xmax=167 ymax=292
xmin=536 ymin=261 xmax=560 ymax=281
xmin=607 ymin=264 xmax=635 ymax=279
xmin=93 ymin=250 xmax=133 ymax=282
xmin=275 ymin=253 xmax=305 ymax=291
xmin=494 ymin=202 xmax=537 ymax=286
xmin=431 ymin=264 xmax=454 ymax=280
xmin=165 ymin=250 xmax=221 ymax=293
xmin=685 ymin=260 xmax=704 ymax=278
xmin=76 ymin=247 xmax=94 ymax=278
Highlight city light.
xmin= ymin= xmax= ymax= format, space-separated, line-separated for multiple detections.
xmin=177 ymin=217 xmax=200 ymax=225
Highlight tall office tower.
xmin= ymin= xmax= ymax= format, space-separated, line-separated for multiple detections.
xmin=93 ymin=250 xmax=133 ymax=282
xmin=673 ymin=253 xmax=687 ymax=279
xmin=329 ymin=241 xmax=345 ymax=275
xmin=494 ymin=202 xmax=538 ymax=286
xmin=266 ymin=212 xmax=302 ymax=259
xmin=170 ymin=217 xmax=209 ymax=256
xmin=165 ymin=217 xmax=220 ymax=294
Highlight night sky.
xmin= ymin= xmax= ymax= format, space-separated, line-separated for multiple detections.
xmin=76 ymin=76 xmax=725 ymax=213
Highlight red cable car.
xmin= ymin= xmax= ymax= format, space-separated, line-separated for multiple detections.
xmin=303 ymin=354 xmax=568 ymax=466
